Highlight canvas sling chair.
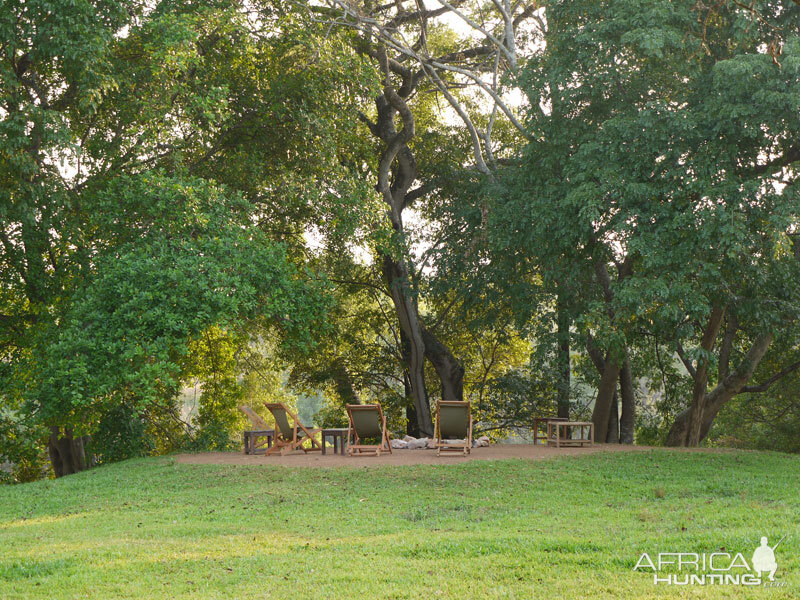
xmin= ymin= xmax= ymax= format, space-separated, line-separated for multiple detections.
xmin=263 ymin=402 xmax=322 ymax=456
xmin=238 ymin=405 xmax=274 ymax=453
xmin=435 ymin=400 xmax=473 ymax=456
xmin=346 ymin=404 xmax=392 ymax=456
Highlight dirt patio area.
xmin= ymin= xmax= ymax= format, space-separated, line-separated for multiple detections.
xmin=175 ymin=443 xmax=661 ymax=468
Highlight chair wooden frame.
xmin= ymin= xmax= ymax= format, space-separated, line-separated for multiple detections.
xmin=434 ymin=400 xmax=473 ymax=456
xmin=346 ymin=404 xmax=392 ymax=457
xmin=263 ymin=402 xmax=322 ymax=456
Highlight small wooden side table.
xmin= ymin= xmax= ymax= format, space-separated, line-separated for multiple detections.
xmin=321 ymin=428 xmax=348 ymax=455
xmin=546 ymin=421 xmax=594 ymax=448
xmin=533 ymin=417 xmax=569 ymax=444
xmin=243 ymin=430 xmax=274 ymax=455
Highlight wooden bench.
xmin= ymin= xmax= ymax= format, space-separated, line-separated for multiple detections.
xmin=533 ymin=417 xmax=569 ymax=444
xmin=546 ymin=421 xmax=594 ymax=448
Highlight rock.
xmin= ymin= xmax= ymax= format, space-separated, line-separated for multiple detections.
xmin=426 ymin=438 xmax=438 ymax=449
xmin=402 ymin=435 xmax=416 ymax=442
xmin=390 ymin=439 xmax=409 ymax=449
xmin=406 ymin=437 xmax=429 ymax=449
xmin=476 ymin=436 xmax=490 ymax=447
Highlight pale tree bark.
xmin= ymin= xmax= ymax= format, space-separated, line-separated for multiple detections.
xmin=369 ymin=50 xmax=434 ymax=435
xmin=318 ymin=0 xmax=540 ymax=174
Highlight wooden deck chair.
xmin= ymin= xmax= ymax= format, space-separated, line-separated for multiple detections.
xmin=238 ymin=405 xmax=273 ymax=453
xmin=435 ymin=401 xmax=472 ymax=456
xmin=264 ymin=402 xmax=322 ymax=456
xmin=346 ymin=404 xmax=392 ymax=456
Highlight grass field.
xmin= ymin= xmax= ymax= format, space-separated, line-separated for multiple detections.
xmin=1 ymin=449 xmax=798 ymax=599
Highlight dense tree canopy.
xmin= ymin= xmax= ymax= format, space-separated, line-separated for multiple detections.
xmin=2 ymin=0 xmax=799 ymax=480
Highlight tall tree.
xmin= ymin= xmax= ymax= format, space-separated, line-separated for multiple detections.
xmin=499 ymin=0 xmax=800 ymax=446
xmin=311 ymin=1 xmax=538 ymax=434
xmin=1 ymin=0 xmax=375 ymax=474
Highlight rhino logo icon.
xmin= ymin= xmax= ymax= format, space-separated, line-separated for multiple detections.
xmin=752 ymin=536 xmax=784 ymax=582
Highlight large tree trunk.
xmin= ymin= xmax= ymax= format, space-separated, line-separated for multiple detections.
xmin=605 ymin=390 xmax=620 ymax=443
xmin=619 ymin=356 xmax=635 ymax=444
xmin=586 ymin=335 xmax=621 ymax=442
xmin=406 ymin=404 xmax=419 ymax=437
xmin=400 ymin=337 xmax=421 ymax=437
xmin=666 ymin=332 xmax=773 ymax=446
xmin=420 ymin=325 xmax=464 ymax=401
xmin=404 ymin=374 xmax=420 ymax=437
xmin=589 ymin=257 xmax=633 ymax=442
xmin=383 ymin=255 xmax=433 ymax=436
xmin=48 ymin=427 xmax=92 ymax=477
xmin=685 ymin=306 xmax=726 ymax=446
xmin=556 ymin=291 xmax=571 ymax=419
xmin=362 ymin=49 xmax=467 ymax=436
xmin=368 ymin=52 xmax=435 ymax=436
xmin=592 ymin=359 xmax=621 ymax=442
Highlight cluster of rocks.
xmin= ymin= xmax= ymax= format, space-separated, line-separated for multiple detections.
xmin=390 ymin=435 xmax=490 ymax=449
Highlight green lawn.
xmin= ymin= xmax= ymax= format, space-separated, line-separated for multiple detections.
xmin=1 ymin=450 xmax=798 ymax=599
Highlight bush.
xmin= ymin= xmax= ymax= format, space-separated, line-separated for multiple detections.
xmin=92 ymin=404 xmax=154 ymax=463
xmin=0 ymin=408 xmax=49 ymax=484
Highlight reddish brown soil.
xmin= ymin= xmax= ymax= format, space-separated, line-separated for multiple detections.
xmin=174 ymin=443 xmax=664 ymax=468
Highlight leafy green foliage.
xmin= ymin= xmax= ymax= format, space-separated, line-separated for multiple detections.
xmin=491 ymin=0 xmax=800 ymax=440
xmin=91 ymin=404 xmax=154 ymax=463
xmin=27 ymin=174 xmax=331 ymax=433
xmin=1 ymin=0 xmax=378 ymax=476
xmin=0 ymin=408 xmax=48 ymax=484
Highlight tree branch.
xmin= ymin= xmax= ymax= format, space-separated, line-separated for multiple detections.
xmin=675 ymin=340 xmax=697 ymax=379
xmin=718 ymin=313 xmax=738 ymax=381
xmin=742 ymin=359 xmax=800 ymax=393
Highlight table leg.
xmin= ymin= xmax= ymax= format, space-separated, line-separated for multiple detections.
xmin=322 ymin=434 xmax=327 ymax=455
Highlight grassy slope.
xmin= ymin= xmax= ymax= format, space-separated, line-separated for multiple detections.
xmin=1 ymin=450 xmax=798 ymax=599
